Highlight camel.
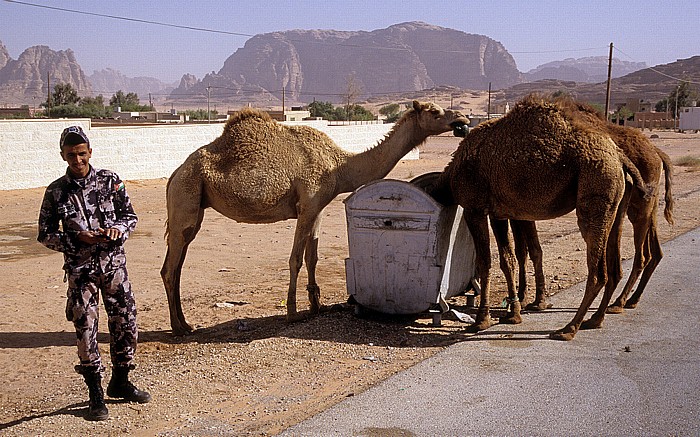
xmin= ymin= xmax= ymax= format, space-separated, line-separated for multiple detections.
xmin=433 ymin=95 xmax=650 ymax=341
xmin=508 ymin=99 xmax=674 ymax=315
xmin=161 ymin=101 xmax=469 ymax=334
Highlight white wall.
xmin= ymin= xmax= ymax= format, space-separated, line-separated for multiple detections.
xmin=0 ymin=119 xmax=410 ymax=190
xmin=679 ymin=106 xmax=700 ymax=131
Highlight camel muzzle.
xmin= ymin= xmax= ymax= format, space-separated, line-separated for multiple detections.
xmin=451 ymin=123 xmax=469 ymax=137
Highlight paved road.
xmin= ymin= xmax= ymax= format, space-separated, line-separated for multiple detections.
xmin=280 ymin=227 xmax=700 ymax=436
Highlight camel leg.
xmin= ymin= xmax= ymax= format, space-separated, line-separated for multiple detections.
xmin=550 ymin=185 xmax=623 ymax=341
xmin=465 ymin=215 xmax=495 ymax=332
xmin=491 ymin=218 xmax=522 ymax=324
xmin=608 ymin=201 xmax=660 ymax=312
xmin=581 ymin=182 xmax=631 ymax=330
xmin=625 ymin=224 xmax=663 ymax=308
xmin=304 ymin=216 xmax=322 ymax=314
xmin=512 ymin=220 xmax=551 ymax=311
xmin=511 ymin=219 xmax=529 ymax=303
xmin=286 ymin=212 xmax=317 ymax=321
xmin=161 ymin=204 xmax=205 ymax=335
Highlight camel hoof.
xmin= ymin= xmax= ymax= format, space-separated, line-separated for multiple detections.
xmin=549 ymin=328 xmax=576 ymax=341
xmin=466 ymin=316 xmax=494 ymax=333
xmin=606 ymin=304 xmax=624 ymax=314
xmin=171 ymin=321 xmax=195 ymax=336
xmin=286 ymin=311 xmax=307 ymax=323
xmin=580 ymin=318 xmax=603 ymax=330
xmin=525 ymin=301 xmax=553 ymax=312
xmin=499 ymin=314 xmax=522 ymax=325
xmin=624 ymin=301 xmax=639 ymax=309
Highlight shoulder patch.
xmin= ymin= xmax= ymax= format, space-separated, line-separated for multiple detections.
xmin=115 ymin=181 xmax=125 ymax=191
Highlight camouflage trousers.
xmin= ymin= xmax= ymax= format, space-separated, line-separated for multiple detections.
xmin=65 ymin=263 xmax=138 ymax=374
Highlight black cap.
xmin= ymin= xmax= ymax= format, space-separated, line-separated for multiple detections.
xmin=60 ymin=125 xmax=90 ymax=148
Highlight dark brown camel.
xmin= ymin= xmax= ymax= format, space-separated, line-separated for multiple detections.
xmin=433 ymin=95 xmax=650 ymax=340
xmin=506 ymin=99 xmax=674 ymax=316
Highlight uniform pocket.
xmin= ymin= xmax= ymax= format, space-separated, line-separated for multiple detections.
xmin=99 ymin=196 xmax=117 ymax=224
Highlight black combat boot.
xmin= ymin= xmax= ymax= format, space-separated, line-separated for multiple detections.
xmin=107 ymin=365 xmax=151 ymax=403
xmin=82 ymin=371 xmax=109 ymax=421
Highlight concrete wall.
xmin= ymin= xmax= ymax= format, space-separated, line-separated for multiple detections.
xmin=679 ymin=106 xmax=700 ymax=132
xmin=0 ymin=118 xmax=409 ymax=190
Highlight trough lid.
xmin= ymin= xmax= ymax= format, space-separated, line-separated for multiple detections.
xmin=344 ymin=178 xmax=441 ymax=214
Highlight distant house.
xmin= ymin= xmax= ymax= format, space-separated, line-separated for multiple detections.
xmin=628 ymin=111 xmax=674 ymax=130
xmin=679 ymin=106 xmax=700 ymax=132
xmin=226 ymin=106 xmax=312 ymax=122
xmin=624 ymin=98 xmax=653 ymax=113
xmin=263 ymin=107 xmax=312 ymax=122
xmin=0 ymin=106 xmax=31 ymax=119
xmin=111 ymin=109 xmax=188 ymax=124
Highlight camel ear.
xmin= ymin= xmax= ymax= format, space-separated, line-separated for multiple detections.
xmin=413 ymin=100 xmax=422 ymax=112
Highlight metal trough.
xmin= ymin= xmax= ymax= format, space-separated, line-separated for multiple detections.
xmin=344 ymin=172 xmax=476 ymax=321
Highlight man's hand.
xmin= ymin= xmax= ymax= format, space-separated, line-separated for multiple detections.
xmin=98 ymin=227 xmax=123 ymax=241
xmin=77 ymin=228 xmax=123 ymax=245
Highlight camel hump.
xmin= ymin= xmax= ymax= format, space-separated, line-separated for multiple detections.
xmin=223 ymin=108 xmax=274 ymax=131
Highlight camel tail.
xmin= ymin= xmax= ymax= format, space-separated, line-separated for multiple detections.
xmin=618 ymin=150 xmax=654 ymax=200
xmin=657 ymin=148 xmax=675 ymax=225
xmin=163 ymin=167 xmax=178 ymax=243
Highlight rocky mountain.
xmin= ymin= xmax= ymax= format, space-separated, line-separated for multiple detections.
xmin=0 ymin=42 xmax=91 ymax=105
xmin=88 ymin=68 xmax=175 ymax=104
xmin=524 ymin=56 xmax=647 ymax=83
xmin=168 ymin=21 xmax=523 ymax=106
xmin=502 ymin=55 xmax=700 ymax=108
xmin=0 ymin=42 xmax=9 ymax=70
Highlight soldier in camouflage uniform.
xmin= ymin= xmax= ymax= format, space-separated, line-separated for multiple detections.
xmin=38 ymin=126 xmax=150 ymax=421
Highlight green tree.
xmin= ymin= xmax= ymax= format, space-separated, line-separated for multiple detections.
xmin=307 ymin=100 xmax=335 ymax=119
xmin=183 ymin=109 xmax=219 ymax=120
xmin=81 ymin=95 xmax=109 ymax=117
xmin=51 ymin=83 xmax=81 ymax=106
xmin=611 ymin=106 xmax=634 ymax=125
xmin=655 ymin=81 xmax=698 ymax=116
xmin=110 ymin=90 xmax=153 ymax=112
xmin=379 ymin=103 xmax=403 ymax=122
xmin=331 ymin=104 xmax=375 ymax=121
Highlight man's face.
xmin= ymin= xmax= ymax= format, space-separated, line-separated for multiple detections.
xmin=60 ymin=143 xmax=92 ymax=178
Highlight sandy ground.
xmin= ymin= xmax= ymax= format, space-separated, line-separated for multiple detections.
xmin=1 ymin=131 xmax=698 ymax=436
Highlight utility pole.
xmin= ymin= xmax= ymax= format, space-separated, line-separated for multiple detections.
xmin=674 ymin=84 xmax=680 ymax=131
xmin=604 ymin=42 xmax=613 ymax=121
xmin=487 ymin=82 xmax=491 ymax=119
xmin=46 ymin=71 xmax=51 ymax=118
xmin=281 ymin=87 xmax=285 ymax=113
xmin=206 ymin=84 xmax=211 ymax=124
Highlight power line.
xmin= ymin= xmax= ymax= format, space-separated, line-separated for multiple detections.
xmin=4 ymin=0 xmax=612 ymax=57
xmin=613 ymin=46 xmax=700 ymax=85
xmin=3 ymin=0 xmax=254 ymax=38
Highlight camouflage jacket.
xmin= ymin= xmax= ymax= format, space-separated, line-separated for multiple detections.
xmin=38 ymin=166 xmax=138 ymax=271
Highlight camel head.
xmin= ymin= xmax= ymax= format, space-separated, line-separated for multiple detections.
xmin=410 ymin=100 xmax=470 ymax=138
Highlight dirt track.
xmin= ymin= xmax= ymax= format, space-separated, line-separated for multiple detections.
xmin=1 ymin=132 xmax=698 ymax=436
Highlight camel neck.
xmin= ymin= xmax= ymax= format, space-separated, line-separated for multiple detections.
xmin=338 ymin=117 xmax=428 ymax=193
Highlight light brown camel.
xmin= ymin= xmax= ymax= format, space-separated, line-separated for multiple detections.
xmin=161 ymin=101 xmax=469 ymax=334
xmin=508 ymin=100 xmax=674 ymax=316
xmin=433 ymin=95 xmax=649 ymax=341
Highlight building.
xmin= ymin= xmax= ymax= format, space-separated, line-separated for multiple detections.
xmin=623 ymin=98 xmax=653 ymax=114
xmin=627 ymin=111 xmax=675 ymax=130
xmin=679 ymin=106 xmax=700 ymax=132
xmin=0 ymin=106 xmax=31 ymax=119
xmin=111 ymin=109 xmax=189 ymax=123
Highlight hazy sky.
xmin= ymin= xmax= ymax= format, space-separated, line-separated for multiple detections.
xmin=2 ymin=0 xmax=699 ymax=84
